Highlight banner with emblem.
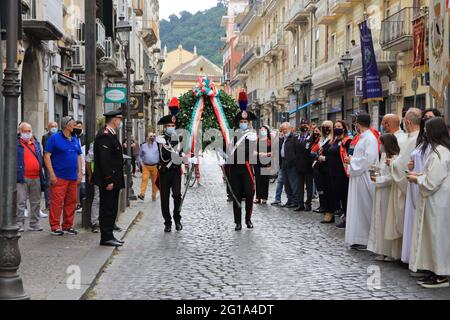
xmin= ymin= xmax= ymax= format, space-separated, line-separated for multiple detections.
xmin=413 ymin=15 xmax=428 ymax=74
xmin=429 ymin=0 xmax=450 ymax=105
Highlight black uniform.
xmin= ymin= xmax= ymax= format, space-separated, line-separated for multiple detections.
xmin=93 ymin=126 xmax=125 ymax=242
xmin=227 ymin=130 xmax=256 ymax=227
xmin=295 ymin=131 xmax=314 ymax=209
xmin=157 ymin=133 xmax=183 ymax=228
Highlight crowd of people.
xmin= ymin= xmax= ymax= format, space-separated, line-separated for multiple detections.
xmin=14 ymin=105 xmax=450 ymax=287
xmin=250 ymin=109 xmax=449 ymax=289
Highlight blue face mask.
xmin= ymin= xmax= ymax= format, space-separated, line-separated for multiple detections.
xmin=239 ymin=123 xmax=248 ymax=131
xmin=165 ymin=127 xmax=175 ymax=136
xmin=50 ymin=128 xmax=58 ymax=134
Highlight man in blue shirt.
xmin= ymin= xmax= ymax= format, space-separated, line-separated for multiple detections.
xmin=138 ymin=132 xmax=160 ymax=201
xmin=44 ymin=116 xmax=82 ymax=236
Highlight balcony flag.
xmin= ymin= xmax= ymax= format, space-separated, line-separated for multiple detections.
xmin=413 ymin=15 xmax=428 ymax=74
xmin=359 ymin=20 xmax=383 ymax=103
xmin=429 ymin=0 xmax=450 ymax=105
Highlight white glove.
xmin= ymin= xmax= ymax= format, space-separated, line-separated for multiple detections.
xmin=246 ymin=133 xmax=257 ymax=141
xmin=155 ymin=136 xmax=165 ymax=144
xmin=218 ymin=158 xmax=226 ymax=166
xmin=188 ymin=157 xmax=198 ymax=165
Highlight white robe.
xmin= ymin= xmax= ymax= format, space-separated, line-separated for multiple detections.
xmin=409 ymin=146 xmax=450 ymax=275
xmin=367 ymin=153 xmax=394 ymax=256
xmin=345 ymin=130 xmax=379 ymax=246
xmin=401 ymin=141 xmax=429 ymax=263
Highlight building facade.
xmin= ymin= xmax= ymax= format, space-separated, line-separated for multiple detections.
xmin=230 ymin=0 xmax=435 ymax=130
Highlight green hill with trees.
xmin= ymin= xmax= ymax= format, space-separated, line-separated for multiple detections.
xmin=160 ymin=4 xmax=226 ymax=67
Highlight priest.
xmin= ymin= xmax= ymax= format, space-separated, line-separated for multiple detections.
xmin=344 ymin=113 xmax=379 ymax=250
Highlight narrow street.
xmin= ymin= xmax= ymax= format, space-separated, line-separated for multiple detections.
xmin=90 ymin=153 xmax=450 ymax=300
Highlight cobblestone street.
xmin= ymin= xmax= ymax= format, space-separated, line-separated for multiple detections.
xmin=91 ymin=153 xmax=450 ymax=300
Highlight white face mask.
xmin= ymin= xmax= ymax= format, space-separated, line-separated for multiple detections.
xmin=21 ymin=133 xmax=32 ymax=142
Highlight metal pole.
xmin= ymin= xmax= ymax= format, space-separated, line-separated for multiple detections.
xmin=126 ymin=45 xmax=132 ymax=207
xmin=342 ymin=72 xmax=347 ymax=121
xmin=82 ymin=0 xmax=96 ymax=229
xmin=150 ymin=81 xmax=154 ymax=131
xmin=0 ymin=0 xmax=28 ymax=300
xmin=0 ymin=2 xmax=4 ymax=225
xmin=295 ymin=92 xmax=299 ymax=128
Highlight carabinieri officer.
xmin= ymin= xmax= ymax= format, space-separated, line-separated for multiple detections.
xmin=155 ymin=114 xmax=184 ymax=233
xmin=93 ymin=110 xmax=125 ymax=247
xmin=227 ymin=104 xmax=258 ymax=231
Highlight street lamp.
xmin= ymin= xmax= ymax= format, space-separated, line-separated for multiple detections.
xmin=158 ymin=89 xmax=166 ymax=128
xmin=338 ymin=50 xmax=353 ymax=121
xmin=270 ymin=91 xmax=277 ymax=127
xmin=145 ymin=66 xmax=158 ymax=134
xmin=293 ymin=78 xmax=302 ymax=128
xmin=0 ymin=0 xmax=28 ymax=299
xmin=115 ymin=16 xmax=133 ymax=205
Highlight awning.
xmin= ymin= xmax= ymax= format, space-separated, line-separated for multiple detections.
xmin=289 ymin=99 xmax=321 ymax=115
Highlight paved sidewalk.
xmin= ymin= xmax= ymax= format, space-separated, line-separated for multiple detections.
xmin=18 ymin=179 xmax=144 ymax=300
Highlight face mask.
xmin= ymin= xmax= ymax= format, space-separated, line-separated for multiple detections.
xmin=260 ymin=130 xmax=267 ymax=137
xmin=73 ymin=128 xmax=82 ymax=136
xmin=300 ymin=127 xmax=308 ymax=133
xmin=21 ymin=133 xmax=32 ymax=142
xmin=239 ymin=123 xmax=248 ymax=131
xmin=50 ymin=128 xmax=58 ymax=134
xmin=313 ymin=133 xmax=320 ymax=140
xmin=165 ymin=127 xmax=175 ymax=136
xmin=118 ymin=121 xmax=123 ymax=130
xmin=323 ymin=128 xmax=331 ymax=135
xmin=334 ymin=128 xmax=344 ymax=136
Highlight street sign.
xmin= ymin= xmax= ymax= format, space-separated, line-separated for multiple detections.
xmin=104 ymin=87 xmax=127 ymax=104
xmin=129 ymin=93 xmax=145 ymax=119
xmin=355 ymin=76 xmax=364 ymax=97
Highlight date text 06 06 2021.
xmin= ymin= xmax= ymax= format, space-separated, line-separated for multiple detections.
xmin=176 ymin=304 xmax=275 ymax=317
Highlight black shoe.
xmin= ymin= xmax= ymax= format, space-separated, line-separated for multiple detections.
xmin=336 ymin=221 xmax=346 ymax=229
xmin=304 ymin=205 xmax=312 ymax=212
xmin=294 ymin=206 xmax=305 ymax=212
xmin=164 ymin=225 xmax=172 ymax=232
xmin=100 ymin=239 xmax=123 ymax=247
xmin=350 ymin=244 xmax=367 ymax=251
xmin=175 ymin=222 xmax=183 ymax=231
xmin=235 ymin=224 xmax=242 ymax=231
xmin=113 ymin=225 xmax=123 ymax=232
xmin=246 ymin=221 xmax=254 ymax=229
xmin=91 ymin=225 xmax=100 ymax=233
xmin=419 ymin=275 xmax=449 ymax=288
xmin=114 ymin=238 xmax=125 ymax=244
xmin=284 ymin=203 xmax=297 ymax=209
xmin=313 ymin=207 xmax=325 ymax=213
xmin=138 ymin=194 xmax=145 ymax=201
xmin=51 ymin=229 xmax=64 ymax=236
xmin=63 ymin=228 xmax=78 ymax=235
xmin=227 ymin=196 xmax=233 ymax=202
xmin=271 ymin=201 xmax=281 ymax=206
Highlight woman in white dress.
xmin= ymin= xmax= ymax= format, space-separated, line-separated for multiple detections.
xmin=368 ymin=134 xmax=400 ymax=261
xmin=402 ymin=109 xmax=442 ymax=267
xmin=406 ymin=117 xmax=450 ymax=289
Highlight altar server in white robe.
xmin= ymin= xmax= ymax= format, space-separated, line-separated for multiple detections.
xmin=368 ymin=133 xmax=401 ymax=260
xmin=407 ymin=117 xmax=450 ymax=289
xmin=401 ymin=108 xmax=440 ymax=266
xmin=383 ymin=110 xmax=421 ymax=260
xmin=344 ymin=113 xmax=379 ymax=249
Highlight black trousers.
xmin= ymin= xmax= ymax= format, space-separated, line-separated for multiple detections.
xmin=329 ymin=174 xmax=349 ymax=215
xmin=225 ymin=164 xmax=231 ymax=197
xmin=99 ymin=188 xmax=120 ymax=242
xmin=298 ymin=171 xmax=313 ymax=207
xmin=313 ymin=166 xmax=331 ymax=212
xmin=229 ymin=164 xmax=255 ymax=224
xmin=254 ymin=165 xmax=270 ymax=200
xmin=159 ymin=167 xmax=182 ymax=226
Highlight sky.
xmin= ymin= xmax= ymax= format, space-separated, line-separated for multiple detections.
xmin=159 ymin=0 xmax=219 ymax=21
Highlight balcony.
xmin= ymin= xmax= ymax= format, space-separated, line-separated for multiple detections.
xmin=240 ymin=46 xmax=263 ymax=71
xmin=234 ymin=63 xmax=249 ymax=82
xmin=263 ymin=29 xmax=287 ymax=60
xmin=380 ymin=7 xmax=417 ymax=52
xmin=96 ymin=19 xmax=106 ymax=58
xmin=239 ymin=1 xmax=263 ymax=34
xmin=284 ymin=0 xmax=309 ymax=32
xmin=330 ymin=0 xmax=354 ymax=15
xmin=142 ymin=20 xmax=159 ymax=48
xmin=305 ymin=0 xmax=319 ymax=12
xmin=98 ymin=37 xmax=117 ymax=73
xmin=22 ymin=0 xmax=64 ymax=40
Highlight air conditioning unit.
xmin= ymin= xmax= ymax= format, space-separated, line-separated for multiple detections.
xmin=389 ymin=81 xmax=402 ymax=96
xmin=72 ymin=45 xmax=85 ymax=68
